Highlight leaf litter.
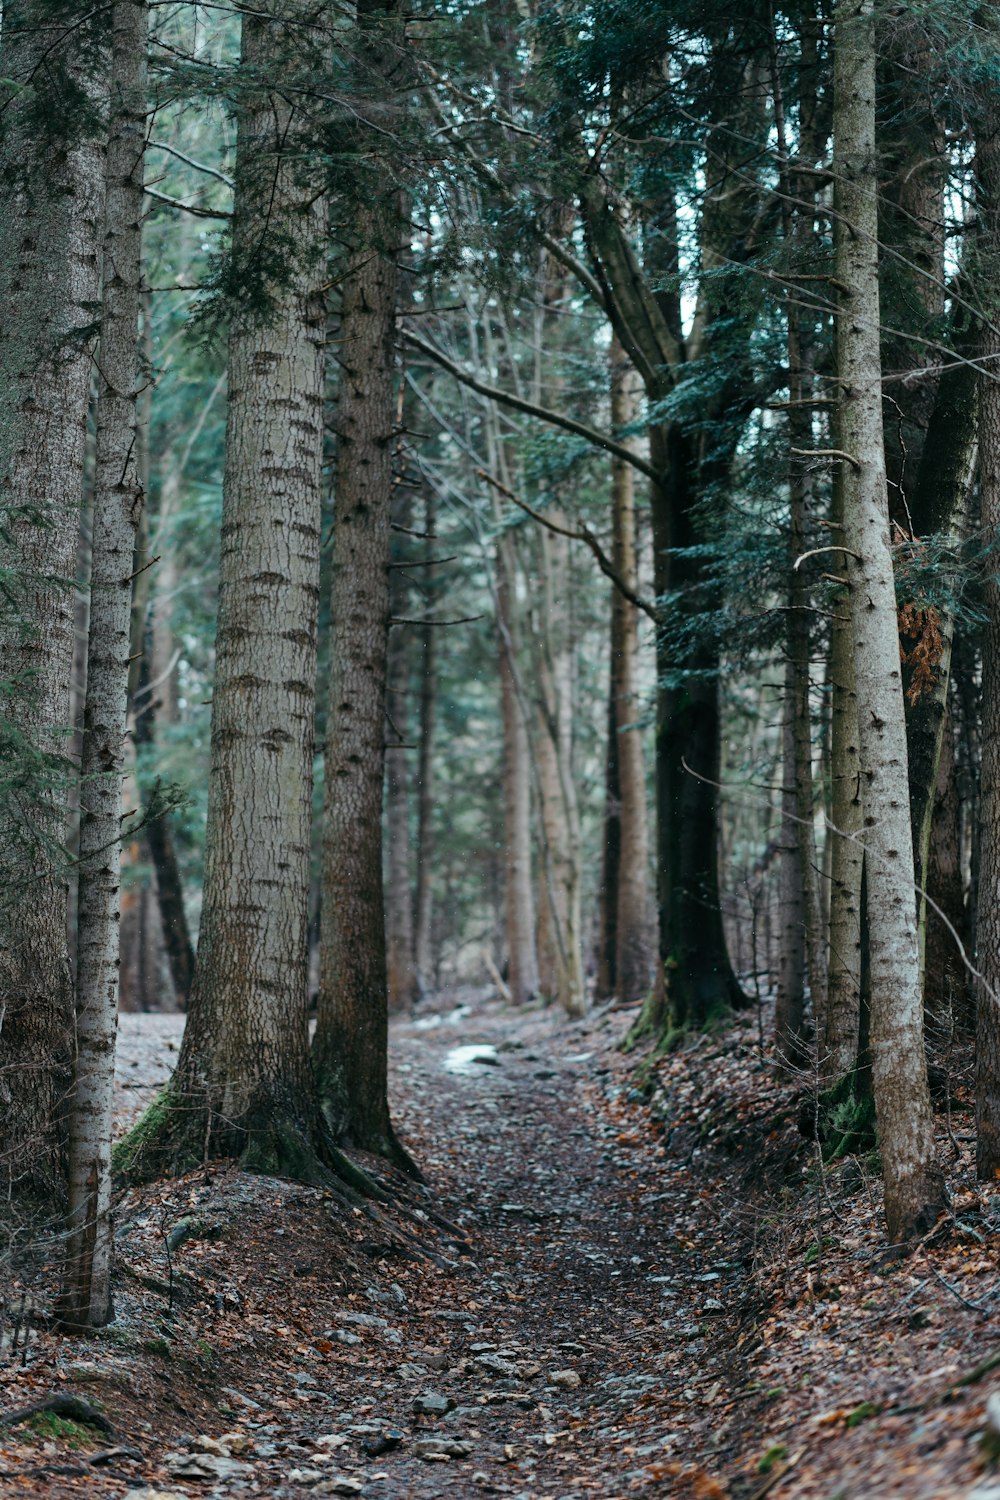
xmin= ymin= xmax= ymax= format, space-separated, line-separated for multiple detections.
xmin=1 ymin=988 xmax=998 ymax=1498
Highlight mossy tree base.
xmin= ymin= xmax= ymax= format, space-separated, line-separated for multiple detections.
xmin=799 ymin=1071 xmax=877 ymax=1162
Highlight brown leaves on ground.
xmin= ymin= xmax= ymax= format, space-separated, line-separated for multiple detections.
xmin=1 ymin=991 xmax=998 ymax=1500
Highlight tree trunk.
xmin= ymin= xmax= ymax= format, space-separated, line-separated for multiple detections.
xmin=775 ymin=659 xmax=808 ymax=1070
xmin=496 ymin=533 xmax=540 ymax=1005
xmin=924 ymin=718 xmax=968 ymax=1031
xmin=902 ymin=352 xmax=977 ymax=993
xmin=824 ymin=454 xmax=864 ymax=1084
xmin=532 ymin=520 xmax=586 ymax=1017
xmin=385 ymin=587 xmax=418 ymax=1013
xmin=834 ymin=0 xmax=946 ymax=1240
xmin=60 ymin=0 xmax=147 ymax=1330
xmin=975 ymin=73 xmax=1000 ymax=1179
xmin=313 ymin=6 xmax=412 ymax=1164
xmin=596 ymin=663 xmax=621 ymax=1001
xmin=0 ymin=2 xmax=106 ymax=1200
xmin=124 ymin=3 xmax=329 ymax=1182
xmin=649 ymin=423 xmax=746 ymax=1030
xmin=413 ymin=492 xmax=437 ymax=993
xmin=609 ymin=339 xmax=653 ymax=1004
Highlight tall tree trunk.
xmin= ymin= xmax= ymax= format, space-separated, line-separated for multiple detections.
xmin=0 ymin=3 xmax=106 ymax=1199
xmin=834 ymin=0 xmax=946 ymax=1239
xmin=975 ymin=74 xmax=1000 ymax=1180
xmin=924 ymin=718 xmax=968 ymax=1031
xmin=496 ymin=533 xmax=540 ymax=1005
xmin=824 ymin=455 xmax=864 ymax=1083
xmin=385 ymin=587 xmax=418 ymax=1012
xmin=313 ymin=0 xmax=412 ymax=1167
xmin=775 ymin=660 xmax=808 ymax=1070
xmin=532 ymin=520 xmax=585 ymax=1017
xmin=126 ymin=2 xmax=328 ymax=1181
xmin=609 ymin=339 xmax=653 ymax=1003
xmin=597 ymin=664 xmax=621 ymax=1001
xmin=902 ymin=352 xmax=977 ymax=997
xmin=60 ymin=0 xmax=147 ymax=1330
xmin=413 ymin=492 xmax=437 ymax=992
xmin=133 ymin=643 xmax=195 ymax=1007
xmin=649 ymin=423 xmax=746 ymax=1029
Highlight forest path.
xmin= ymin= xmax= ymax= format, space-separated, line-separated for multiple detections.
xmin=107 ymin=990 xmax=747 ymax=1498
xmin=5 ymin=994 xmax=990 ymax=1499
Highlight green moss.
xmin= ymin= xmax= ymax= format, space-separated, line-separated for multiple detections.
xmin=112 ymin=1087 xmax=199 ymax=1182
xmin=846 ymin=1401 xmax=877 ymax=1428
xmin=814 ymin=1073 xmax=877 ymax=1160
xmin=143 ymin=1335 xmax=172 ymax=1358
xmin=757 ymin=1444 xmax=788 ymax=1473
xmin=18 ymin=1414 xmax=98 ymax=1448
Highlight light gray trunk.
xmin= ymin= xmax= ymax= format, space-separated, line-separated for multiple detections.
xmin=496 ymin=533 xmax=540 ymax=1004
xmin=834 ymin=0 xmax=945 ymax=1240
xmin=0 ymin=4 xmax=106 ymax=1198
xmin=609 ymin=340 xmax=653 ymax=1003
xmin=532 ymin=522 xmax=585 ymax=1017
xmin=155 ymin=4 xmax=328 ymax=1178
xmin=60 ymin=0 xmax=147 ymax=1329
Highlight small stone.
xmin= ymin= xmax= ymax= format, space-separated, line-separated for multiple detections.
xmin=414 ymin=1437 xmax=473 ymax=1460
xmin=191 ymin=1435 xmax=231 ymax=1456
xmin=364 ymin=1429 xmax=405 ymax=1457
xmin=164 ymin=1451 xmax=252 ymax=1480
xmin=413 ymin=1391 xmax=452 ymax=1416
xmin=315 ymin=1434 xmax=349 ymax=1451
xmin=313 ymin=1477 xmax=364 ymax=1496
xmin=475 ymin=1354 xmax=520 ymax=1378
xmin=288 ymin=1468 xmax=327 ymax=1484
xmin=335 ymin=1311 xmax=389 ymax=1329
xmin=335 ymin=1330 xmax=361 ymax=1346
xmin=550 ymin=1369 xmax=581 ymax=1389
xmin=219 ymin=1431 xmax=252 ymax=1454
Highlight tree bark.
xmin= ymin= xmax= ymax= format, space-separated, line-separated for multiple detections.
xmin=775 ymin=658 xmax=808 ymax=1070
xmin=60 ymin=0 xmax=147 ymax=1330
xmin=975 ymin=70 xmax=1000 ymax=1179
xmin=313 ymin=2 xmax=412 ymax=1166
xmin=824 ymin=454 xmax=864 ymax=1083
xmin=531 ymin=519 xmax=586 ymax=1017
xmin=385 ymin=578 xmax=418 ymax=1013
xmin=413 ymin=492 xmax=437 ymax=992
xmin=0 ymin=2 xmax=106 ymax=1200
xmin=126 ymin=2 xmax=329 ymax=1182
xmin=496 ymin=533 xmax=540 ymax=1005
xmin=902 ymin=351 xmax=977 ymax=998
xmin=608 ymin=339 xmax=653 ymax=1004
xmin=834 ymin=0 xmax=946 ymax=1239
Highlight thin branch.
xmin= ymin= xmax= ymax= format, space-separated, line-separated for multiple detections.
xmin=145 ymin=187 xmax=231 ymax=221
xmin=790 ymin=447 xmax=860 ymax=470
xmin=793 ymin=544 xmax=861 ymax=571
xmin=477 ymin=469 xmax=658 ymax=622
xmin=405 ymin=329 xmax=657 ymax=482
xmin=147 ymin=139 xmax=234 ymax=188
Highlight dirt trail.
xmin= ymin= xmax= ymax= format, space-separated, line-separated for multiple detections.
xmin=1 ymin=991 xmax=994 ymax=1499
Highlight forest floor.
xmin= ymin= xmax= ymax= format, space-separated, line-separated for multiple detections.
xmin=1 ymin=990 xmax=999 ymax=1500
